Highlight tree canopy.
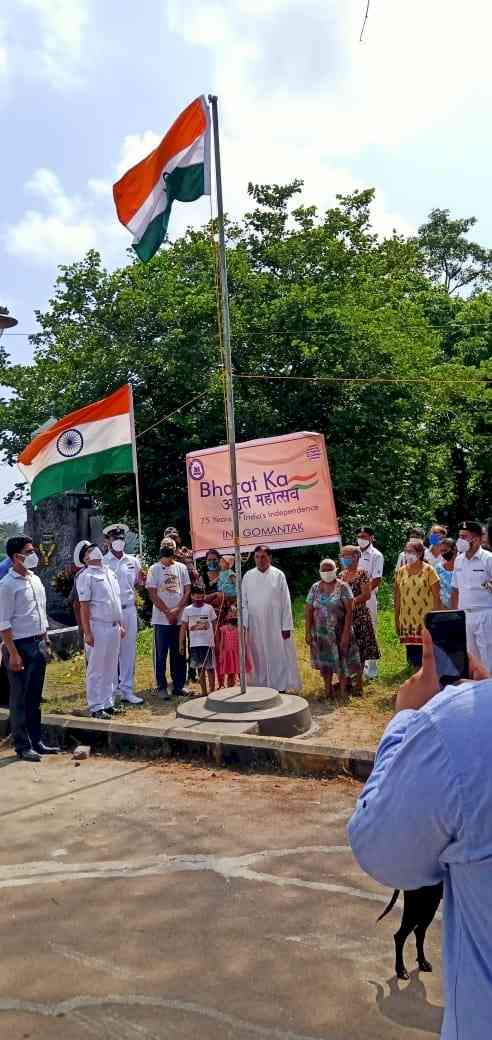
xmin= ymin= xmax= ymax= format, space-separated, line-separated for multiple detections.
xmin=1 ymin=184 xmax=490 ymax=564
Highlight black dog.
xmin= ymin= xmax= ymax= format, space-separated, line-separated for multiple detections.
xmin=377 ymin=883 xmax=443 ymax=980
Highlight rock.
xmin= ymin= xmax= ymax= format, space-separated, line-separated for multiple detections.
xmin=73 ymin=745 xmax=91 ymax=761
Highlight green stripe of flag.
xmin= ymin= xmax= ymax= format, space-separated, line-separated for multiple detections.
xmin=30 ymin=444 xmax=133 ymax=507
xmin=134 ymin=162 xmax=206 ymax=262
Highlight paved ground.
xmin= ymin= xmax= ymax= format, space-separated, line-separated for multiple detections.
xmin=0 ymin=750 xmax=443 ymax=1039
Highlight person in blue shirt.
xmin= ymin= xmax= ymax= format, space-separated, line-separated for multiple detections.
xmin=434 ymin=537 xmax=457 ymax=608
xmin=217 ymin=555 xmax=236 ymax=599
xmin=348 ymin=628 xmax=491 ymax=1040
xmin=0 ymin=556 xmax=12 ymax=580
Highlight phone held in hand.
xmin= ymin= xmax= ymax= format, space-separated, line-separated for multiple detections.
xmin=425 ymin=610 xmax=469 ymax=689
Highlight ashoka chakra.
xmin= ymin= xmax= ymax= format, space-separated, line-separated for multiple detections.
xmin=56 ymin=428 xmax=84 ymax=458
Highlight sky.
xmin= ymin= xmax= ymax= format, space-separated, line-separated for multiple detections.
xmin=2 ymin=0 xmax=492 ymax=522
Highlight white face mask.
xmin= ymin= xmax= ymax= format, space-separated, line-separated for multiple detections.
xmin=88 ymin=547 xmax=103 ymax=565
xmin=405 ymin=552 xmax=418 ymax=566
xmin=112 ymin=539 xmax=125 ymax=553
xmin=320 ymin=568 xmax=336 ymax=582
xmin=456 ymin=537 xmax=471 ymax=554
xmin=21 ymin=551 xmax=39 ymax=570
xmin=357 ymin=538 xmax=370 ymax=550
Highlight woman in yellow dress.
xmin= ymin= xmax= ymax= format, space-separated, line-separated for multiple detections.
xmin=394 ymin=540 xmax=442 ymax=669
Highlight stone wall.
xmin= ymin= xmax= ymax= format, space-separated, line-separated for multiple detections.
xmin=26 ymin=493 xmax=103 ymax=623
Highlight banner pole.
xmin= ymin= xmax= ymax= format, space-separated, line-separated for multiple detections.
xmin=208 ymin=94 xmax=247 ymax=695
xmin=128 ymin=383 xmax=144 ymax=559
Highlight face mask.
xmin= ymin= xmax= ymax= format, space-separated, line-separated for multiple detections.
xmin=193 ymin=599 xmax=205 ymax=608
xmin=339 ymin=556 xmax=352 ymax=568
xmin=228 ymin=617 xmax=238 ymax=626
xmin=112 ymin=538 xmax=125 ymax=553
xmin=429 ymin=533 xmax=442 ymax=546
xmin=405 ymin=552 xmax=418 ymax=566
xmin=88 ymin=547 xmax=103 ymax=565
xmin=357 ymin=538 xmax=370 ymax=550
xmin=21 ymin=551 xmax=39 ymax=570
xmin=320 ymin=568 xmax=336 ymax=581
xmin=207 ymin=560 xmax=219 ymax=571
xmin=456 ymin=538 xmax=470 ymax=554
xmin=442 ymin=550 xmax=454 ymax=561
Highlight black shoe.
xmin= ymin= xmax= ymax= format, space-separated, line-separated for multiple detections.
xmin=17 ymin=748 xmax=41 ymax=762
xmin=90 ymin=710 xmax=112 ymax=720
xmin=108 ymin=704 xmax=126 ymax=715
xmin=33 ymin=742 xmax=60 ymax=755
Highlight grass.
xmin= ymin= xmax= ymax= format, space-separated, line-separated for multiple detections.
xmin=43 ymin=581 xmax=408 ymax=746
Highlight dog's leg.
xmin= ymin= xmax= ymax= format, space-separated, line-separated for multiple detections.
xmin=394 ymin=920 xmax=415 ymax=981
xmin=415 ymin=924 xmax=433 ymax=972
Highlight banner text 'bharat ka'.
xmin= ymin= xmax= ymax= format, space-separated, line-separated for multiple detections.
xmin=186 ymin=431 xmax=340 ymax=556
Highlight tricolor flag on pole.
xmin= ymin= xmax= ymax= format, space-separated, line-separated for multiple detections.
xmin=17 ymin=386 xmax=134 ymax=507
xmin=113 ymin=95 xmax=211 ymax=262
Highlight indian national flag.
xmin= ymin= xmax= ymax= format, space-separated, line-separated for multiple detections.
xmin=18 ymin=386 xmax=134 ymax=507
xmin=113 ymin=95 xmax=210 ymax=262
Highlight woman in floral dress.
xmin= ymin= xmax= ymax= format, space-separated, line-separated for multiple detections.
xmin=338 ymin=545 xmax=380 ymax=691
xmin=305 ymin=558 xmax=361 ymax=698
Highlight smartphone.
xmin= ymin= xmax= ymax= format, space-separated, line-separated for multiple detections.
xmin=425 ymin=610 xmax=469 ymax=689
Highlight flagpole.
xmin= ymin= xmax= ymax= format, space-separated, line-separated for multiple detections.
xmin=208 ymin=94 xmax=247 ymax=696
xmin=128 ymin=383 xmax=144 ymax=559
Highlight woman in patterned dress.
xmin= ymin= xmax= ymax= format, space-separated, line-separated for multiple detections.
xmin=338 ymin=545 xmax=380 ymax=692
xmin=305 ymin=558 xmax=361 ymax=698
xmin=394 ymin=539 xmax=442 ymax=669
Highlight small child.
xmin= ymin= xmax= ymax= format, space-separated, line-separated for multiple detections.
xmin=180 ymin=586 xmax=216 ymax=696
xmin=217 ymin=555 xmax=236 ymax=598
xmin=218 ymin=604 xmax=253 ymax=688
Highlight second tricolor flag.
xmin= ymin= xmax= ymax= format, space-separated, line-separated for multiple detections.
xmin=113 ymin=95 xmax=211 ymax=262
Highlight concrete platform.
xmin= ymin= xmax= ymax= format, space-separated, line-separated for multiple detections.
xmin=0 ymin=707 xmax=375 ymax=780
xmin=177 ymin=685 xmax=313 ymax=738
xmin=0 ymin=752 xmax=443 ymax=1039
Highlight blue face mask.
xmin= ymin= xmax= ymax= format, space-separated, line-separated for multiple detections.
xmin=339 ymin=557 xmax=352 ymax=568
xmin=207 ymin=560 xmax=219 ymax=571
xmin=429 ymin=533 xmax=442 ymax=546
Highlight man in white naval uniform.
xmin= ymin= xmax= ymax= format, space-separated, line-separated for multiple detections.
xmin=103 ymin=523 xmax=144 ymax=706
xmin=355 ymin=525 xmax=384 ymax=679
xmin=77 ymin=543 xmax=125 ymax=719
xmin=451 ymin=520 xmax=492 ymax=672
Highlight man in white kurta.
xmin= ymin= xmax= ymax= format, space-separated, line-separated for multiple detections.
xmin=241 ymin=546 xmax=301 ymax=691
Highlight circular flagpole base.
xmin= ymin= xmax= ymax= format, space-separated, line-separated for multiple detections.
xmin=176 ymin=686 xmax=312 ymax=739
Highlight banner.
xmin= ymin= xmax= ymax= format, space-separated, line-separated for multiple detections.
xmin=186 ymin=431 xmax=339 ymax=557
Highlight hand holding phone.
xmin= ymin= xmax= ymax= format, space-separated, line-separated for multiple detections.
xmin=425 ymin=610 xmax=469 ymax=689
xmin=395 ymin=621 xmax=489 ymax=714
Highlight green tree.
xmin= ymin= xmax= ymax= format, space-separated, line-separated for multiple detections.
xmin=0 ymin=520 xmax=22 ymax=557
xmin=0 ymin=186 xmax=489 ymax=565
xmin=416 ymin=208 xmax=492 ymax=294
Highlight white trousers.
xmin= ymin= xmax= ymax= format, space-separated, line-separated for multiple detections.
xmin=466 ymin=610 xmax=492 ymax=673
xmin=114 ymin=606 xmax=138 ymax=698
xmin=86 ymin=621 xmax=120 ymax=713
xmin=365 ymin=594 xmax=379 ymax=676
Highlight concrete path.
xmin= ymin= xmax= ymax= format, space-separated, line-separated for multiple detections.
xmin=0 ymin=751 xmax=443 ymax=1038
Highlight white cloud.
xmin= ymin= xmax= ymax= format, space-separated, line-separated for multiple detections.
xmin=5 ymin=165 xmax=125 ymax=266
xmin=164 ymin=0 xmax=492 ymax=235
xmin=87 ymin=178 xmax=112 ymax=198
xmin=0 ymin=18 xmax=8 ymax=85
xmin=116 ymin=132 xmax=161 ymax=178
xmin=1 ymin=0 xmax=90 ymax=94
